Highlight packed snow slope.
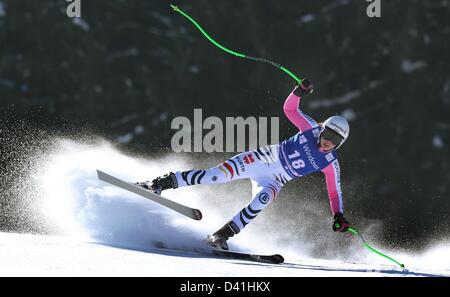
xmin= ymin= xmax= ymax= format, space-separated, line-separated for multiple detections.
xmin=0 ymin=231 xmax=447 ymax=277
xmin=1 ymin=139 xmax=449 ymax=277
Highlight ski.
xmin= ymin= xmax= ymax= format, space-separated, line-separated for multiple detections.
xmin=212 ymin=249 xmax=284 ymax=264
xmin=150 ymin=243 xmax=284 ymax=265
xmin=96 ymin=170 xmax=202 ymax=220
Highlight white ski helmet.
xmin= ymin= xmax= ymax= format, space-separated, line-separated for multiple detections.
xmin=319 ymin=116 xmax=350 ymax=150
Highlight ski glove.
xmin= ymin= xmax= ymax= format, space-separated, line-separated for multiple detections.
xmin=332 ymin=212 xmax=350 ymax=232
xmin=293 ymin=78 xmax=314 ymax=97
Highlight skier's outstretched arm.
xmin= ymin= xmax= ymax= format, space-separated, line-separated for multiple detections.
xmin=283 ymin=79 xmax=318 ymax=132
xmin=322 ymin=160 xmax=343 ymax=215
xmin=322 ymin=160 xmax=350 ymax=232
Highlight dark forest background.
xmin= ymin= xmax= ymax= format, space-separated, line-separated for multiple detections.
xmin=0 ymin=0 xmax=449 ymax=250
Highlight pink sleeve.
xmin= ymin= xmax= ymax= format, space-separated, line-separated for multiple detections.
xmin=283 ymin=88 xmax=318 ymax=132
xmin=322 ymin=160 xmax=344 ymax=215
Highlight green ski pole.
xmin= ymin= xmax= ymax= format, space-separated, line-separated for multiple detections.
xmin=336 ymin=223 xmax=405 ymax=268
xmin=170 ymin=4 xmax=303 ymax=84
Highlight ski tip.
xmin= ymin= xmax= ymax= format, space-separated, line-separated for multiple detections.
xmin=96 ymin=169 xmax=104 ymax=178
xmin=193 ymin=209 xmax=203 ymax=220
xmin=272 ymin=254 xmax=284 ymax=264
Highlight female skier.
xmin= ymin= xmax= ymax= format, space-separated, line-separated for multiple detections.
xmin=137 ymin=79 xmax=350 ymax=250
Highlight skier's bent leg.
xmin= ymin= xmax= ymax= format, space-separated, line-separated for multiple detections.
xmin=208 ymin=180 xmax=281 ymax=250
xmin=230 ymin=180 xmax=280 ymax=232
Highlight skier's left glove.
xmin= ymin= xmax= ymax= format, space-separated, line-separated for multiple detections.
xmin=293 ymin=78 xmax=314 ymax=97
xmin=332 ymin=212 xmax=350 ymax=232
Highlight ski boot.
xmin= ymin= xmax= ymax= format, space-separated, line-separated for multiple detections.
xmin=206 ymin=221 xmax=240 ymax=251
xmin=135 ymin=172 xmax=178 ymax=195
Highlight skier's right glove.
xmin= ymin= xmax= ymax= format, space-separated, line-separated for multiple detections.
xmin=293 ymin=78 xmax=314 ymax=97
xmin=332 ymin=212 xmax=350 ymax=232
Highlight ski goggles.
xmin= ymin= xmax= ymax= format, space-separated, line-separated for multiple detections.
xmin=320 ymin=127 xmax=344 ymax=146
